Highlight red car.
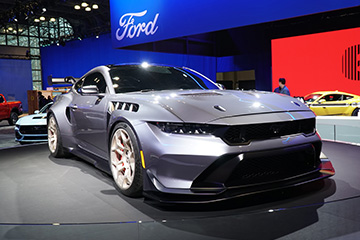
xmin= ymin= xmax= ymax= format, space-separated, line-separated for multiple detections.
xmin=0 ymin=94 xmax=23 ymax=125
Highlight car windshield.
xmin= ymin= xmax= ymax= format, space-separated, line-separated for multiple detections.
xmin=304 ymin=94 xmax=322 ymax=103
xmin=39 ymin=102 xmax=53 ymax=113
xmin=109 ymin=65 xmax=219 ymax=94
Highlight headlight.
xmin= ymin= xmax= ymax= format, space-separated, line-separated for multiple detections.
xmin=152 ymin=122 xmax=220 ymax=135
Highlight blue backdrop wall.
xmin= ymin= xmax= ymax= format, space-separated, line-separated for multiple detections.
xmin=110 ymin=0 xmax=360 ymax=48
xmin=0 ymin=59 xmax=32 ymax=112
xmin=41 ymin=33 xmax=271 ymax=91
xmin=41 ymin=33 xmax=217 ymax=89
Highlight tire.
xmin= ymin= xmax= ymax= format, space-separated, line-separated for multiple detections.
xmin=351 ymin=108 xmax=360 ymax=116
xmin=8 ymin=112 xmax=19 ymax=125
xmin=110 ymin=122 xmax=143 ymax=197
xmin=47 ymin=114 xmax=68 ymax=158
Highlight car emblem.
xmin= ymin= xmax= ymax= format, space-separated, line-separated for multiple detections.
xmin=214 ymin=105 xmax=226 ymax=112
xmin=270 ymin=124 xmax=282 ymax=134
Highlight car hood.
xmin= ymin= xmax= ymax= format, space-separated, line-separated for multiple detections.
xmin=131 ymin=90 xmax=312 ymax=123
xmin=16 ymin=113 xmax=47 ymax=126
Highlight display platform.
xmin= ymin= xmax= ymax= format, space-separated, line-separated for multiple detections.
xmin=0 ymin=141 xmax=359 ymax=239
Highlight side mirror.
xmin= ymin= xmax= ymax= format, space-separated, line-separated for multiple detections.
xmin=34 ymin=110 xmax=40 ymax=114
xmin=81 ymin=85 xmax=99 ymax=95
xmin=64 ymin=76 xmax=76 ymax=84
xmin=216 ymin=83 xmax=225 ymax=90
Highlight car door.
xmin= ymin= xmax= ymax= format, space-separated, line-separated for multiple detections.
xmin=313 ymin=94 xmax=344 ymax=116
xmin=0 ymin=95 xmax=7 ymax=119
xmin=70 ymin=72 xmax=109 ymax=159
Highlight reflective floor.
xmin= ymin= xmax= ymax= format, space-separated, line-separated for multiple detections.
xmin=0 ymin=128 xmax=359 ymax=239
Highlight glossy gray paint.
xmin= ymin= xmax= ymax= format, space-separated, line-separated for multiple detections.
xmin=48 ymin=64 xmax=333 ymax=202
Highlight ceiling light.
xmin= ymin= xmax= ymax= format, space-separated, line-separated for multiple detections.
xmin=141 ymin=62 xmax=149 ymax=68
xmin=50 ymin=18 xmax=56 ymax=22
xmin=34 ymin=18 xmax=40 ymax=22
xmin=42 ymin=8 xmax=47 ymax=12
xmin=8 ymin=27 xmax=13 ymax=31
xmin=40 ymin=16 xmax=45 ymax=21
xmin=74 ymin=5 xmax=80 ymax=10
xmin=96 ymin=35 xmax=99 ymax=38
xmin=92 ymin=4 xmax=98 ymax=9
xmin=85 ymin=7 xmax=91 ymax=11
xmin=81 ymin=2 xmax=89 ymax=7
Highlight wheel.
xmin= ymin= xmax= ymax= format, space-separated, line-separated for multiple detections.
xmin=8 ymin=112 xmax=19 ymax=125
xmin=48 ymin=114 xmax=68 ymax=157
xmin=110 ymin=122 xmax=143 ymax=197
xmin=352 ymin=108 xmax=360 ymax=116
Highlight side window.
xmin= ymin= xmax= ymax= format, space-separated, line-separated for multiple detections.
xmin=343 ymin=94 xmax=354 ymax=100
xmin=0 ymin=95 xmax=4 ymax=103
xmin=323 ymin=94 xmax=342 ymax=102
xmin=83 ymin=72 xmax=107 ymax=93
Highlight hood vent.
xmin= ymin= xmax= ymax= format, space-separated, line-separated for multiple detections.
xmin=180 ymin=92 xmax=223 ymax=97
xmin=214 ymin=105 xmax=226 ymax=112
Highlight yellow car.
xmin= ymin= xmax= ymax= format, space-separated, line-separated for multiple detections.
xmin=304 ymin=91 xmax=360 ymax=116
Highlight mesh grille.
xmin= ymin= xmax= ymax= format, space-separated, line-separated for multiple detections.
xmin=222 ymin=118 xmax=315 ymax=145
xmin=19 ymin=125 xmax=47 ymax=134
xmin=226 ymin=144 xmax=318 ymax=187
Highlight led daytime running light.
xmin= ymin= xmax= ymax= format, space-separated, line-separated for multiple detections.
xmin=154 ymin=122 xmax=218 ymax=135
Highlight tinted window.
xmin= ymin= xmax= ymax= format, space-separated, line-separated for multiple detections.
xmin=39 ymin=102 xmax=53 ymax=113
xmin=322 ymin=94 xmax=342 ymax=102
xmin=304 ymin=94 xmax=322 ymax=103
xmin=109 ymin=65 xmax=218 ymax=94
xmin=343 ymin=94 xmax=354 ymax=100
xmin=0 ymin=95 xmax=4 ymax=103
xmin=83 ymin=72 xmax=107 ymax=93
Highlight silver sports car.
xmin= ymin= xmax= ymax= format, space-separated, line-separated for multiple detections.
xmin=47 ymin=63 xmax=335 ymax=203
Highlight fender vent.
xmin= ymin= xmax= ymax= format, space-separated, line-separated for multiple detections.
xmin=109 ymin=102 xmax=139 ymax=113
xmin=65 ymin=107 xmax=72 ymax=122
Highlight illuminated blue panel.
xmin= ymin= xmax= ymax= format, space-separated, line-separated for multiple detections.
xmin=0 ymin=59 xmax=32 ymax=112
xmin=110 ymin=0 xmax=360 ymax=48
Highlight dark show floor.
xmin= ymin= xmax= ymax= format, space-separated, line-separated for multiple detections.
xmin=0 ymin=141 xmax=359 ymax=239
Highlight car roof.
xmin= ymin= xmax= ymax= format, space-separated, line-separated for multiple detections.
xmin=308 ymin=91 xmax=360 ymax=97
xmin=106 ymin=63 xmax=178 ymax=68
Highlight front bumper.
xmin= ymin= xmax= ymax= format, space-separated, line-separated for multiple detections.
xmin=137 ymin=123 xmax=334 ymax=203
xmin=15 ymin=125 xmax=48 ymax=143
xmin=143 ymin=152 xmax=334 ymax=203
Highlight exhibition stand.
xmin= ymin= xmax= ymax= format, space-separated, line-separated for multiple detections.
xmin=0 ymin=140 xmax=359 ymax=239
xmin=317 ymin=116 xmax=360 ymax=145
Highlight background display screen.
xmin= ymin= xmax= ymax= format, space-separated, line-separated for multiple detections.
xmin=272 ymin=27 xmax=360 ymax=97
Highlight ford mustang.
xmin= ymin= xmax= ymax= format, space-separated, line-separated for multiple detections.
xmin=15 ymin=102 xmax=53 ymax=143
xmin=304 ymin=91 xmax=360 ymax=116
xmin=47 ymin=63 xmax=335 ymax=203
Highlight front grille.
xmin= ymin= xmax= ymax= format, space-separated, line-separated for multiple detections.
xmin=23 ymin=136 xmax=47 ymax=140
xmin=225 ymin=144 xmax=319 ymax=187
xmin=222 ymin=118 xmax=315 ymax=145
xmin=19 ymin=125 xmax=47 ymax=134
